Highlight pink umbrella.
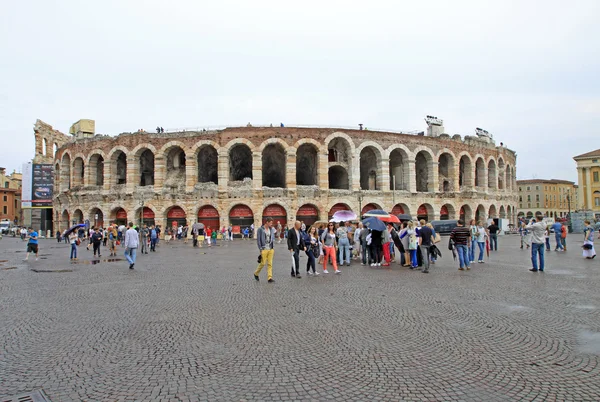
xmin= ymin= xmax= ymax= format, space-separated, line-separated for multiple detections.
xmin=331 ymin=210 xmax=357 ymax=222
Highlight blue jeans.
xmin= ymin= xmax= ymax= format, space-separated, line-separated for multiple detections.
xmin=470 ymin=239 xmax=477 ymax=262
xmin=456 ymin=244 xmax=469 ymax=268
xmin=125 ymin=247 xmax=137 ymax=265
xmin=478 ymin=242 xmax=485 ymax=261
xmin=70 ymin=243 xmax=77 ymax=259
xmin=545 ymin=238 xmax=550 ymax=251
xmin=489 ymin=234 xmax=498 ymax=251
xmin=338 ymin=238 xmax=350 ymax=265
xmin=150 ymin=238 xmax=157 ymax=251
xmin=554 ymin=233 xmax=563 ymax=250
xmin=410 ymin=249 xmax=418 ymax=267
xmin=531 ymin=243 xmax=545 ymax=271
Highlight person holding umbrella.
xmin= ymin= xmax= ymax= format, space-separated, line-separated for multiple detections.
xmin=69 ymin=230 xmax=79 ymax=260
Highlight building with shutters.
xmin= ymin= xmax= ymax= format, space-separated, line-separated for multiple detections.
xmin=573 ymin=149 xmax=600 ymax=220
xmin=45 ymin=120 xmax=518 ymax=235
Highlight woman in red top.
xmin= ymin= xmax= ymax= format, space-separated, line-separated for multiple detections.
xmin=205 ymin=227 xmax=212 ymax=247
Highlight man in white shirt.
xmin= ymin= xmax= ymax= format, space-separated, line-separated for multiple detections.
xmin=524 ymin=214 xmax=546 ymax=272
xmin=124 ymin=222 xmax=139 ymax=269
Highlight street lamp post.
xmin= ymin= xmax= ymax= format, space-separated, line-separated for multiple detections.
xmin=358 ymin=187 xmax=363 ymax=219
xmin=567 ymin=190 xmax=572 ymax=233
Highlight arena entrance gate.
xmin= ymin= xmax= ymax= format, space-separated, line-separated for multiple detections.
xmin=296 ymin=204 xmax=319 ymax=228
xmin=262 ymin=204 xmax=287 ymax=227
xmin=139 ymin=207 xmax=155 ymax=227
xmin=167 ymin=206 xmax=187 ymax=229
xmin=198 ymin=205 xmax=220 ymax=231
xmin=229 ymin=204 xmax=254 ymax=238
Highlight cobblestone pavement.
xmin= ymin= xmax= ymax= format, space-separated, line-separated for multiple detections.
xmin=1 ymin=234 xmax=599 ymax=401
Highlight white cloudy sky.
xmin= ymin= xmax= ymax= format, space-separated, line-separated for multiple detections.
xmin=1 ymin=0 xmax=598 ymax=182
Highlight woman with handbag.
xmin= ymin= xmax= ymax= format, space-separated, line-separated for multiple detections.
xmin=304 ymin=226 xmax=321 ymax=276
xmin=582 ymin=220 xmax=596 ymax=259
xmin=321 ymin=222 xmax=341 ymax=274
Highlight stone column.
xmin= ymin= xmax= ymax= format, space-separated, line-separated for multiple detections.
xmin=577 ymin=167 xmax=585 ymax=209
xmin=431 ymin=162 xmax=439 ymax=193
xmin=380 ymin=158 xmax=390 ymax=191
xmin=252 ymin=151 xmax=262 ymax=189
xmin=586 ymin=167 xmax=593 ymax=210
xmin=185 ymin=152 xmax=196 ymax=193
xmin=453 ymin=160 xmax=461 ymax=193
xmin=286 ymin=148 xmax=297 ymax=190
xmin=351 ymin=157 xmax=360 ymax=191
xmin=319 ymin=152 xmax=329 ymax=189
xmin=153 ymin=155 xmax=166 ymax=189
xmin=218 ymin=150 xmax=228 ymax=192
xmin=103 ymin=161 xmax=111 ymax=191
xmin=481 ymin=168 xmax=489 ymax=192
xmin=408 ymin=161 xmax=417 ymax=193
xmin=126 ymin=155 xmax=137 ymax=193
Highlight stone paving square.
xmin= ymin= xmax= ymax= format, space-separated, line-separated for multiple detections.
xmin=1 ymin=235 xmax=599 ymax=401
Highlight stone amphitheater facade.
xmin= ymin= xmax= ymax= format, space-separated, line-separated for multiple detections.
xmin=41 ymin=122 xmax=518 ymax=234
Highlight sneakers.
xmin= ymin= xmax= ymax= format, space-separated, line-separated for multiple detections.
xmin=377 ymin=263 xmax=381 ymax=267
xmin=314 ymin=272 xmax=320 ymax=276
xmin=307 ymin=272 xmax=313 ymax=276
xmin=529 ymin=268 xmax=538 ymax=272
xmin=129 ymin=264 xmax=134 ymax=269
xmin=323 ymin=270 xmax=329 ymax=274
xmin=254 ymin=274 xmax=259 ymax=281
xmin=466 ymin=266 xmax=471 ymax=270
xmin=268 ymin=278 xmax=275 ymax=283
xmin=478 ymin=260 xmax=484 ymax=264
xmin=458 ymin=267 xmax=465 ymax=271
xmin=334 ymin=270 xmax=341 ymax=274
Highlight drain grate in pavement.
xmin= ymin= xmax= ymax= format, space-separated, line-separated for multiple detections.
xmin=1 ymin=389 xmax=51 ymax=402
xmin=30 ymin=269 xmax=73 ymax=273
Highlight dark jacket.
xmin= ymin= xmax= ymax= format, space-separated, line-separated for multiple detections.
xmin=287 ymin=228 xmax=306 ymax=251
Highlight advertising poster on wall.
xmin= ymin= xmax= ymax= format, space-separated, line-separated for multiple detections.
xmin=21 ymin=162 xmax=32 ymax=208
xmin=32 ymin=164 xmax=53 ymax=208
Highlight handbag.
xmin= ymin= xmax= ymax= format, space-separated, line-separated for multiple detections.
xmin=583 ymin=244 xmax=593 ymax=250
xmin=448 ymin=238 xmax=454 ymax=251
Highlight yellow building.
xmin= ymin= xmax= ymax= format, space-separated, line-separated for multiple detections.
xmin=517 ymin=179 xmax=576 ymax=219
xmin=574 ymin=149 xmax=600 ymax=218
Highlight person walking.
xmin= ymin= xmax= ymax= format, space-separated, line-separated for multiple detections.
xmin=69 ymin=231 xmax=78 ymax=260
xmin=450 ymin=219 xmax=471 ymax=271
xmin=359 ymin=223 xmax=369 ymax=265
xmin=551 ymin=221 xmax=563 ymax=251
xmin=321 ymin=222 xmax=340 ymax=274
xmin=487 ymin=221 xmax=499 ymax=251
xmin=24 ymin=228 xmax=39 ymax=261
xmin=56 ymin=230 xmax=61 ymax=243
xmin=399 ymin=222 xmax=410 ymax=267
xmin=91 ymin=227 xmax=103 ymax=258
xmin=254 ymin=217 xmax=275 ymax=283
xmin=108 ymin=225 xmax=117 ymax=256
xmin=382 ymin=224 xmax=393 ymax=266
xmin=287 ymin=221 xmax=306 ymax=278
xmin=401 ymin=221 xmax=418 ymax=268
xmin=469 ymin=219 xmax=478 ymax=264
xmin=150 ymin=225 xmax=158 ymax=252
xmin=304 ymin=226 xmax=320 ymax=276
xmin=544 ymin=225 xmax=551 ymax=251
xmin=124 ymin=222 xmax=139 ymax=269
xmin=336 ymin=221 xmax=351 ymax=266
xmin=475 ymin=221 xmax=488 ymax=263
xmin=211 ymin=228 xmax=217 ymax=246
xmin=560 ymin=221 xmax=568 ymax=251
xmin=418 ymin=220 xmax=433 ymax=273
xmin=140 ymin=224 xmax=149 ymax=254
xmin=524 ymin=214 xmax=546 ymax=272
xmin=582 ymin=220 xmax=596 ymax=259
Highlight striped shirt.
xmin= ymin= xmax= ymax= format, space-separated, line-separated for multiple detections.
xmin=450 ymin=226 xmax=471 ymax=246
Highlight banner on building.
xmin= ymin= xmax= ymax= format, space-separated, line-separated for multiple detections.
xmin=21 ymin=162 xmax=32 ymax=208
xmin=31 ymin=164 xmax=53 ymax=208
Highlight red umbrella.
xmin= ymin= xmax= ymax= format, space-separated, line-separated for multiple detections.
xmin=380 ymin=215 xmax=400 ymax=223
xmin=486 ymin=238 xmax=490 ymax=258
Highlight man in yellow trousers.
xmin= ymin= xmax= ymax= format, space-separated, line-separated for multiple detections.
xmin=254 ymin=217 xmax=276 ymax=283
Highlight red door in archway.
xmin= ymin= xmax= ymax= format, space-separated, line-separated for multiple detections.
xmin=296 ymin=204 xmax=319 ymax=228
xmin=198 ymin=205 xmax=220 ymax=230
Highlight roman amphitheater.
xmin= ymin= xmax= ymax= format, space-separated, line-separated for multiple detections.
xmin=33 ymin=119 xmax=518 ymax=235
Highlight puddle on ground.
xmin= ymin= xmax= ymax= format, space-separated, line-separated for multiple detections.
xmin=578 ymin=330 xmax=600 ymax=355
xmin=70 ymin=258 xmax=124 ymax=265
xmin=31 ymin=269 xmax=73 ymax=273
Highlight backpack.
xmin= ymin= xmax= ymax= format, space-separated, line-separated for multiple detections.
xmin=109 ymin=232 xmax=114 ymax=240
xmin=151 ymin=229 xmax=157 ymax=239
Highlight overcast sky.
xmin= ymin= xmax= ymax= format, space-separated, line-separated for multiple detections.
xmin=1 ymin=0 xmax=598 ymax=183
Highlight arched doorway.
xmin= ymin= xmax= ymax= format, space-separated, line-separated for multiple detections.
xmin=90 ymin=208 xmax=104 ymax=229
xmin=73 ymin=209 xmax=83 ymax=225
xmin=229 ymin=204 xmax=254 ymax=236
xmin=198 ymin=205 xmax=220 ymax=230
xmin=440 ymin=204 xmax=455 ymax=221
xmin=113 ymin=208 xmax=127 ymax=226
xmin=262 ymin=144 xmax=286 ymax=188
xmin=392 ymin=203 xmax=409 ymax=216
xmin=475 ymin=204 xmax=486 ymax=222
xmin=139 ymin=207 xmax=155 ymax=227
xmin=526 ymin=211 xmax=533 ymax=219
xmin=460 ymin=205 xmax=472 ymax=223
xmin=417 ymin=204 xmax=433 ymax=222
xmin=60 ymin=210 xmax=70 ymax=231
xmin=328 ymin=203 xmax=351 ymax=219
xmin=139 ymin=149 xmax=155 ymax=186
xmin=296 ymin=144 xmax=318 ymax=186
xmin=229 ymin=144 xmax=253 ymax=181
xmin=489 ymin=205 xmax=497 ymax=219
xmin=166 ymin=206 xmax=187 ymax=229
xmin=296 ymin=204 xmax=319 ymax=228
xmin=415 ymin=151 xmax=432 ymax=192
xmin=262 ymin=204 xmax=287 ymax=226
xmin=197 ymin=145 xmax=218 ymax=184
xmin=359 ymin=146 xmax=381 ymax=190
xmin=361 ymin=203 xmax=381 ymax=216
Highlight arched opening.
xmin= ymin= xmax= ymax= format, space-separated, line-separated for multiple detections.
xmin=262 ymin=144 xmax=286 ymax=188
xmin=165 ymin=146 xmax=186 ymax=184
xmin=526 ymin=211 xmax=534 ymax=219
xmin=197 ymin=145 xmax=218 ymax=184
xmin=53 ymin=143 xmax=58 ymax=158
xmin=296 ymin=144 xmax=318 ymax=186
xmin=60 ymin=210 xmax=70 ymax=231
xmin=438 ymin=153 xmax=455 ymax=192
xmin=42 ymin=138 xmax=48 ymax=156
xmin=459 ymin=155 xmax=473 ymax=189
xmin=460 ymin=205 xmax=472 ymax=223
xmin=389 ymin=149 xmax=408 ymax=190
xmin=489 ymin=205 xmax=497 ymax=219
xmin=498 ymin=158 xmax=505 ymax=190
xmin=296 ymin=204 xmax=320 ymax=228
xmin=328 ymin=166 xmax=349 ymax=189
xmin=328 ymin=137 xmax=352 ymax=188
xmin=475 ymin=204 xmax=486 ymax=222
xmin=61 ymin=154 xmax=71 ymax=191
xmin=263 ymin=204 xmax=287 ymax=226
xmin=90 ymin=208 xmax=104 ymax=229
xmin=111 ymin=151 xmax=127 ymax=185
xmin=440 ymin=204 xmax=455 ymax=220
xmin=138 ymin=207 xmax=155 ymax=227
xmin=475 ymin=158 xmax=485 ymax=188
xmin=166 ymin=206 xmax=187 ymax=229
xmin=415 ymin=151 xmax=432 ymax=192
xmin=89 ymin=154 xmax=104 ymax=186
xmin=229 ymin=144 xmax=253 ymax=182
xmin=499 ymin=206 xmax=506 ymax=219
xmin=139 ymin=149 xmax=155 ymax=186
xmin=111 ymin=207 xmax=128 ymax=226
xmin=361 ymin=203 xmax=382 ymax=216
xmin=328 ymin=203 xmax=351 ymax=219
xmin=73 ymin=209 xmax=83 ymax=225
xmin=73 ymin=157 xmax=85 ymax=187
xmin=198 ymin=205 xmax=220 ymax=230
xmin=392 ymin=203 xmax=410 ymax=216
xmin=359 ymin=146 xmax=381 ymax=190
xmin=488 ymin=160 xmax=497 ymax=190
xmin=417 ymin=204 xmax=433 ymax=222
xmin=517 ymin=211 xmax=525 ymax=219
xmin=229 ymin=204 xmax=254 ymax=235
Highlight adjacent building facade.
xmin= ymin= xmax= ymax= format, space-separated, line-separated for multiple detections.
xmin=574 ymin=149 xmax=600 ymax=220
xmin=44 ymin=119 xmax=518 ymax=235
xmin=517 ymin=179 xmax=577 ymax=220
xmin=0 ymin=168 xmax=23 ymax=224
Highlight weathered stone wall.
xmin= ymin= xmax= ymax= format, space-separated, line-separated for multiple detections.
xmin=51 ymin=126 xmax=519 ymax=234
